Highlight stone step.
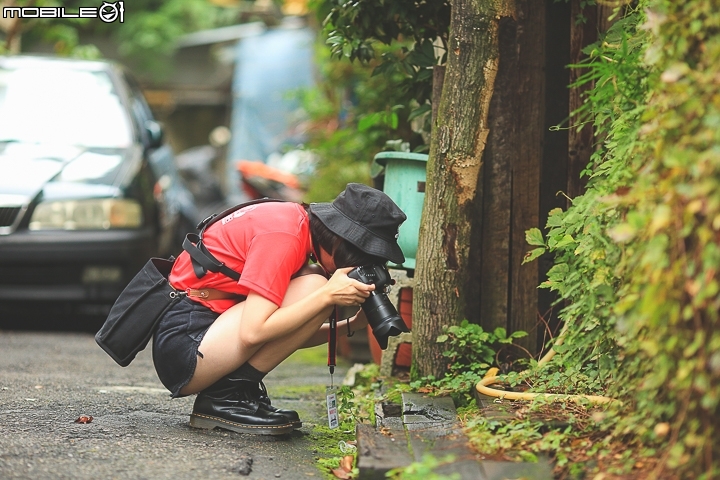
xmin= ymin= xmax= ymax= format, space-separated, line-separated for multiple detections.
xmin=356 ymin=423 xmax=413 ymax=480
xmin=356 ymin=392 xmax=555 ymax=480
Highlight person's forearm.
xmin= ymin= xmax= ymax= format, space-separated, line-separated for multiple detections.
xmin=238 ymin=268 xmax=373 ymax=347
xmin=250 ymin=289 xmax=333 ymax=345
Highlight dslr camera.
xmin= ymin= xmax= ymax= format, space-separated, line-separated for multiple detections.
xmin=348 ymin=264 xmax=409 ymax=349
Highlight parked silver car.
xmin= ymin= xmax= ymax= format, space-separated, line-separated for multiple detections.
xmin=0 ymin=55 xmax=197 ymax=317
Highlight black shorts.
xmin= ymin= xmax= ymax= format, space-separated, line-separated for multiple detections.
xmin=152 ymin=297 xmax=219 ymax=397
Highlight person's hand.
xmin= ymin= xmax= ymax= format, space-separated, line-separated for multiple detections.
xmin=350 ymin=308 xmax=369 ymax=330
xmin=323 ymin=267 xmax=375 ymax=307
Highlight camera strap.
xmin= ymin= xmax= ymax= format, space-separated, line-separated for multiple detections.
xmin=326 ymin=306 xmax=340 ymax=429
xmin=183 ymin=197 xmax=286 ymax=281
xmin=327 ymin=306 xmax=338 ymax=384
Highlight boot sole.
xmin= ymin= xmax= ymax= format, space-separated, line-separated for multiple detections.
xmin=190 ymin=413 xmax=294 ymax=435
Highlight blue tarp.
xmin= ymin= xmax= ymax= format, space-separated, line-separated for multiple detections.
xmin=226 ymin=25 xmax=315 ymax=200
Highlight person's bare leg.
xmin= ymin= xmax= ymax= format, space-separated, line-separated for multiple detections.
xmin=245 ymin=315 xmax=328 ymax=373
xmin=180 ymin=274 xmax=331 ymax=395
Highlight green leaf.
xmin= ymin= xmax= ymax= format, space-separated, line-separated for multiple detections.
xmin=546 ymin=208 xmax=565 ymax=227
xmin=388 ymin=112 xmax=398 ymax=129
xmin=493 ymin=327 xmax=507 ymax=340
xmin=406 ymin=39 xmax=436 ymax=68
xmin=408 ymin=103 xmax=431 ymax=121
xmin=525 ymin=228 xmax=546 ymax=247
xmin=523 ymin=247 xmax=546 ymax=265
xmin=436 ymin=334 xmax=449 ymax=343
xmin=357 ymin=112 xmax=381 ymax=131
xmin=554 ymin=234 xmax=576 ymax=249
xmin=372 ymin=61 xmax=393 ymax=77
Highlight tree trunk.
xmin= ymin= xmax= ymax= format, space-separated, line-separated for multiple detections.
xmin=413 ymin=0 xmax=514 ymax=379
xmin=0 ymin=1 xmax=23 ymax=54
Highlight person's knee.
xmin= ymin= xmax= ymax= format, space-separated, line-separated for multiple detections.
xmin=282 ymin=273 xmax=329 ymax=306
xmin=292 ymin=263 xmax=327 ymax=279
xmin=291 ymin=272 xmax=328 ymax=290
xmin=238 ymin=327 xmax=265 ymax=350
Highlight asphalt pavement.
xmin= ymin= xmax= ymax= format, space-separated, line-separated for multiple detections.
xmin=0 ymin=329 xmax=347 ymax=480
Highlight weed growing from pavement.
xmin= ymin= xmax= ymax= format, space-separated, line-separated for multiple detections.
xmin=312 ymin=362 xmax=420 ymax=479
xmin=386 ymin=454 xmax=460 ymax=480
xmin=312 ymin=381 xmax=375 ymax=479
xmin=411 ymin=320 xmax=530 ymax=406
xmin=311 ymin=422 xmax=358 ymax=478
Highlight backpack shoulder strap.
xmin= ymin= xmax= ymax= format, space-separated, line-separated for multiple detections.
xmin=184 ymin=198 xmax=288 ymax=281
xmin=196 ymin=197 xmax=287 ymax=234
xmin=182 ymin=233 xmax=241 ymax=281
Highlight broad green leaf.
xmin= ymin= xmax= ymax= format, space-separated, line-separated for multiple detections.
xmin=525 ymin=228 xmax=546 ymax=246
xmin=554 ymin=234 xmax=575 ymax=249
xmin=408 ymin=104 xmax=431 ymax=121
xmin=357 ymin=112 xmax=381 ymax=131
xmin=493 ymin=327 xmax=507 ymax=340
xmin=523 ymin=247 xmax=546 ymax=264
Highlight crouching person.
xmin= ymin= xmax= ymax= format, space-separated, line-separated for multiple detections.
xmin=151 ymin=183 xmax=407 ymax=435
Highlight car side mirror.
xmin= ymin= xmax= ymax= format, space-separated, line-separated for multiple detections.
xmin=145 ymin=120 xmax=164 ymax=149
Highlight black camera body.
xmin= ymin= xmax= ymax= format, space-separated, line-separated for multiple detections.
xmin=348 ymin=265 xmax=409 ymax=349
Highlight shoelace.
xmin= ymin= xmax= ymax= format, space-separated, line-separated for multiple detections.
xmin=257 ymin=381 xmax=272 ymax=405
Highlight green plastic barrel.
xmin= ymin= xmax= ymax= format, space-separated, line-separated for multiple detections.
xmin=373 ymin=151 xmax=428 ymax=270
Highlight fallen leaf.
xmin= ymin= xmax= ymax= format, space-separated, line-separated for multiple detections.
xmin=331 ymin=468 xmax=352 ymax=479
xmin=74 ymin=415 xmax=93 ymax=424
xmin=331 ymin=455 xmax=355 ymax=479
xmin=340 ymin=455 xmax=354 ymax=471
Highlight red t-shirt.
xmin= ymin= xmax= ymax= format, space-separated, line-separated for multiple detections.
xmin=169 ymin=202 xmax=313 ymax=313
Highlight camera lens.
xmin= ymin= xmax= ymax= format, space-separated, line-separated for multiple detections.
xmin=362 ymin=292 xmax=409 ymax=349
xmin=348 ymin=264 xmax=410 ymax=350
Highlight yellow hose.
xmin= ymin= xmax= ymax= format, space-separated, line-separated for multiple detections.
xmin=475 ymin=326 xmax=620 ymax=405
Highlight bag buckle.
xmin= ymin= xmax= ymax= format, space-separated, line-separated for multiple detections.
xmin=185 ymin=288 xmax=209 ymax=299
xmin=169 ymin=288 xmax=187 ymax=299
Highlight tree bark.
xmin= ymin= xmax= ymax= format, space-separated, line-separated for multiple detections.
xmin=0 ymin=1 xmax=23 ymax=54
xmin=413 ymin=0 xmax=513 ymax=379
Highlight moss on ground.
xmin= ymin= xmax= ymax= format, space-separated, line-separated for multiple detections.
xmin=311 ymin=423 xmax=358 ymax=478
xmin=285 ymin=345 xmax=328 ymax=365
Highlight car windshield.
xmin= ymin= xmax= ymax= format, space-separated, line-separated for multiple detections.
xmin=0 ymin=65 xmax=133 ymax=148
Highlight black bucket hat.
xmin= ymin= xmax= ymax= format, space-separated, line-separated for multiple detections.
xmin=309 ymin=183 xmax=407 ymax=264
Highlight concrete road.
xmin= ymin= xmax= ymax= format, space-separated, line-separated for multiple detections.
xmin=0 ymin=329 xmax=347 ymax=480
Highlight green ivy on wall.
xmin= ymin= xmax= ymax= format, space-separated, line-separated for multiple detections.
xmin=523 ymin=1 xmax=720 ymax=477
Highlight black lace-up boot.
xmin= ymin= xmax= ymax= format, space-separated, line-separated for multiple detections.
xmin=190 ymin=375 xmax=294 ymax=435
xmin=257 ymin=381 xmax=302 ymax=429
